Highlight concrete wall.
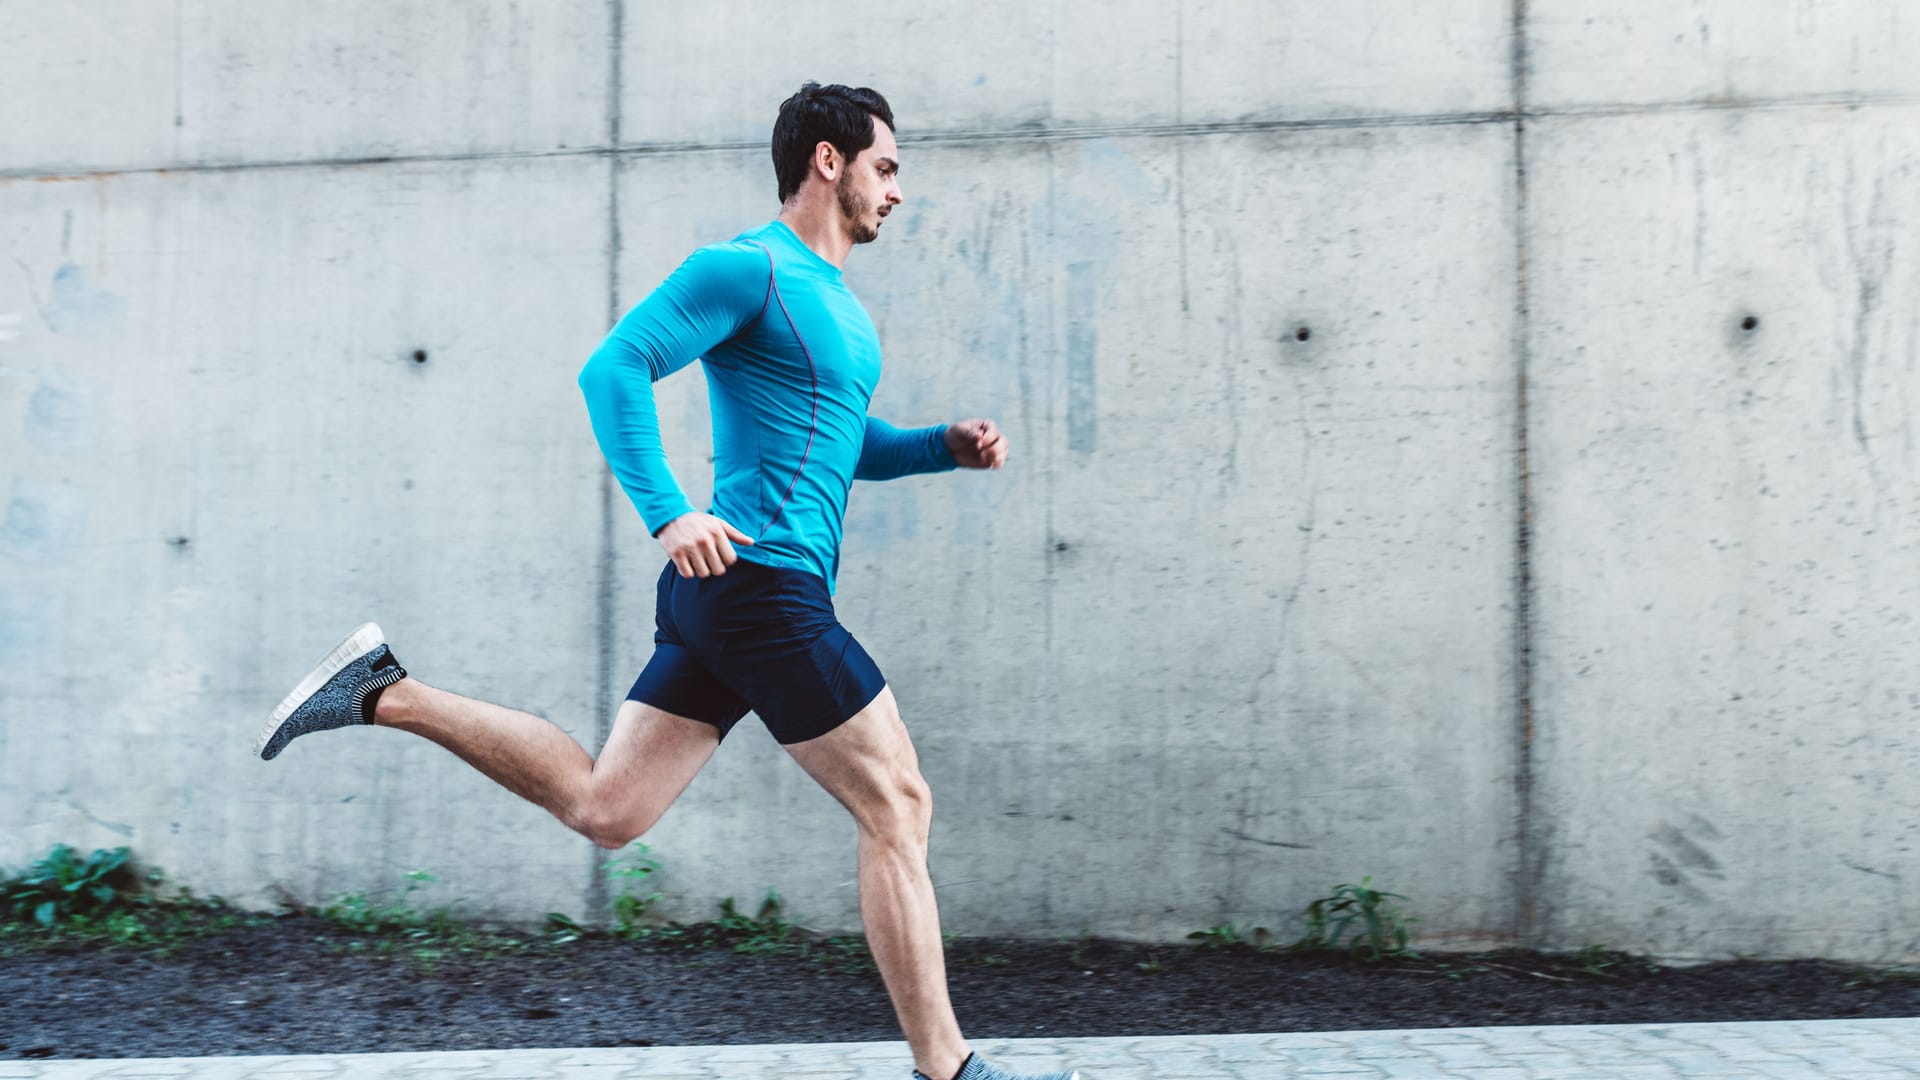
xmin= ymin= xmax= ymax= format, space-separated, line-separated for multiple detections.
xmin=1 ymin=1 xmax=1915 ymax=961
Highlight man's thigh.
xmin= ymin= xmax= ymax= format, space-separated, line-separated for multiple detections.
xmin=781 ymin=686 xmax=926 ymax=827
xmin=588 ymin=699 xmax=724 ymax=834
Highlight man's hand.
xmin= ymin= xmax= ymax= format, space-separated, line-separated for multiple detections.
xmin=656 ymin=512 xmax=754 ymax=578
xmin=945 ymin=418 xmax=1009 ymax=469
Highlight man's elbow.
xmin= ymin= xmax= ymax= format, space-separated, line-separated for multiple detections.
xmin=580 ymin=346 xmax=632 ymax=398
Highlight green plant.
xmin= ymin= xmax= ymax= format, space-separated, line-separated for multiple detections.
xmin=314 ymin=869 xmax=517 ymax=964
xmin=0 ymin=847 xmax=272 ymax=957
xmin=604 ymin=842 xmax=663 ymax=937
xmin=546 ymin=912 xmax=587 ymax=944
xmin=712 ymin=889 xmax=798 ymax=954
xmin=631 ymin=890 xmax=876 ymax=972
xmin=4 ymin=845 xmax=140 ymax=927
xmin=318 ymin=869 xmax=441 ymax=934
xmin=1187 ymin=922 xmax=1271 ymax=951
xmin=1294 ymin=878 xmax=1417 ymax=962
xmin=1574 ymin=944 xmax=1624 ymax=978
xmin=1845 ymin=965 xmax=1920 ymax=989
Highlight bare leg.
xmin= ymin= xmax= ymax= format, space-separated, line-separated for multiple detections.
xmin=784 ymin=687 xmax=970 ymax=1080
xmin=374 ymin=678 xmax=721 ymax=848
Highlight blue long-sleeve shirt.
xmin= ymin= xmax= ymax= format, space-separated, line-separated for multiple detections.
xmin=578 ymin=220 xmax=955 ymax=590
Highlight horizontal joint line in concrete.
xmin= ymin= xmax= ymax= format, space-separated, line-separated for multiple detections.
xmin=1 ymin=145 xmax=600 ymax=182
xmin=0 ymin=112 xmax=1508 ymax=181
xmin=1539 ymin=90 xmax=1920 ymax=121
xmin=896 ymin=111 xmax=1517 ymax=144
xmin=5 ymin=92 xmax=1914 ymax=182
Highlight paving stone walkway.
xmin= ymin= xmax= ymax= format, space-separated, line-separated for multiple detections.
xmin=4 ymin=1019 xmax=1917 ymax=1078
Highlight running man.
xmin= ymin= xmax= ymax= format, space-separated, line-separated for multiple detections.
xmin=256 ymin=83 xmax=1082 ymax=1080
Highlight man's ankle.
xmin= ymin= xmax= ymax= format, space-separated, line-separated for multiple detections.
xmin=915 ymin=1051 xmax=972 ymax=1080
xmin=368 ymin=676 xmax=412 ymax=726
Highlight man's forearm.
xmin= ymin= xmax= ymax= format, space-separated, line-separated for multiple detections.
xmin=855 ymin=417 xmax=957 ymax=481
xmin=578 ymin=342 xmax=696 ymax=532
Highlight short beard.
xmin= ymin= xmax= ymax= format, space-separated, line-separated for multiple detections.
xmin=837 ymin=172 xmax=880 ymax=244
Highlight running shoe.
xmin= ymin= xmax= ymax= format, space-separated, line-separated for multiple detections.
xmin=256 ymin=622 xmax=407 ymax=760
xmin=914 ymin=1053 xmax=1080 ymax=1080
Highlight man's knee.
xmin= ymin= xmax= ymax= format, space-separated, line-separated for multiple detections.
xmin=566 ymin=802 xmax=656 ymax=850
xmin=862 ymin=772 xmax=933 ymax=849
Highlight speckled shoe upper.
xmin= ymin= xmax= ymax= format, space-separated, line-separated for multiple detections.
xmin=256 ymin=623 xmax=406 ymax=761
xmin=914 ymin=1053 xmax=1081 ymax=1080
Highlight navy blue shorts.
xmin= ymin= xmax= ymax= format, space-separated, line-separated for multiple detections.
xmin=626 ymin=559 xmax=887 ymax=745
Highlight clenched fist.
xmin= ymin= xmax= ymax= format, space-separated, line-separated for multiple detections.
xmin=945 ymin=418 xmax=1009 ymax=469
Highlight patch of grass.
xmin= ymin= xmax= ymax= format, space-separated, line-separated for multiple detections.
xmin=1294 ymin=878 xmax=1417 ymax=963
xmin=1186 ymin=923 xmax=1274 ymax=951
xmin=818 ymin=933 xmax=878 ymax=974
xmin=0 ymin=892 xmax=263 ymax=957
xmin=1573 ymin=944 xmax=1626 ymax=978
xmin=712 ymin=889 xmax=801 ymax=954
xmin=618 ymin=889 xmax=877 ymax=973
xmin=4 ymin=847 xmax=884 ymax=972
xmin=4 ymin=845 xmax=1152 ymax=984
xmin=1428 ymin=958 xmax=1491 ymax=980
xmin=1845 ymin=965 xmax=1920 ymax=989
xmin=313 ymin=870 xmax=527 ymax=967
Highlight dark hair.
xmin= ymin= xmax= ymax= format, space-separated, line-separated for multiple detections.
xmin=772 ymin=82 xmax=895 ymax=204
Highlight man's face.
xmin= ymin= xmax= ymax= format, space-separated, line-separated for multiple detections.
xmin=835 ymin=121 xmax=902 ymax=244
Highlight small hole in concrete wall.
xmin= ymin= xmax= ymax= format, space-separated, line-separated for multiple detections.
xmin=1740 ymin=316 xmax=1758 ymax=332
xmin=168 ymin=536 xmax=190 ymax=548
xmin=412 ymin=349 xmax=428 ymax=363
xmin=1053 ymin=540 xmax=1070 ymax=552
xmin=1295 ymin=327 xmax=1311 ymax=342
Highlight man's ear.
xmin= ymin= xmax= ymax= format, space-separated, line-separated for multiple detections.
xmin=814 ymin=140 xmax=840 ymax=182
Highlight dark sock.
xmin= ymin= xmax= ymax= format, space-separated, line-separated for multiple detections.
xmin=360 ymin=683 xmax=391 ymax=724
xmin=360 ymin=651 xmax=407 ymax=724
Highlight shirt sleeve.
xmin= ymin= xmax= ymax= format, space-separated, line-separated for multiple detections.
xmin=855 ymin=416 xmax=958 ymax=481
xmin=577 ymin=243 xmax=771 ymax=534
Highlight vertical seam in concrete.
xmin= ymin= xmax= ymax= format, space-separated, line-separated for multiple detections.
xmin=171 ymin=0 xmax=185 ymax=133
xmin=1042 ymin=7 xmax=1058 ymax=628
xmin=1509 ymin=0 xmax=1540 ymax=948
xmin=1173 ymin=0 xmax=1190 ymax=314
xmin=588 ymin=0 xmax=627 ymax=922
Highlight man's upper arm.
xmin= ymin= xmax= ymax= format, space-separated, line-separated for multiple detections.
xmin=593 ymin=242 xmax=771 ymax=378
xmin=577 ymin=241 xmax=771 ymax=534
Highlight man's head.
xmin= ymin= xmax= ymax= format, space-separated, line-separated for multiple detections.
xmin=772 ymin=82 xmax=901 ymax=244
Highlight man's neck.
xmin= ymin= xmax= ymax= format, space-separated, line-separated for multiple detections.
xmin=775 ymin=204 xmax=853 ymax=268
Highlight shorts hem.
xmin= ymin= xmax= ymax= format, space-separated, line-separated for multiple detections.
xmin=769 ymin=682 xmax=888 ymax=746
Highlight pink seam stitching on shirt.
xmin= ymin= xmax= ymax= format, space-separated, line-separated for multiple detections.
xmin=746 ymin=240 xmax=818 ymax=534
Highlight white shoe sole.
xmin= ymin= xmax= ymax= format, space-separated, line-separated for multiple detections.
xmin=255 ymin=622 xmax=384 ymax=758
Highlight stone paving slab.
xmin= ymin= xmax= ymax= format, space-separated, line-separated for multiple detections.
xmin=3 ymin=1020 xmax=1917 ymax=1079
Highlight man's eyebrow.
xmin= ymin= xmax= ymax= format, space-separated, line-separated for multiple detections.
xmin=878 ymin=156 xmax=900 ymax=173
